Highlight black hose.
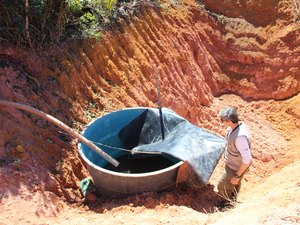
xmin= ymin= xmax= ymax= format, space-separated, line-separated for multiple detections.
xmin=154 ymin=64 xmax=165 ymax=140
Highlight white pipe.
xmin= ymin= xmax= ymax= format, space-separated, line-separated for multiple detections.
xmin=0 ymin=100 xmax=119 ymax=167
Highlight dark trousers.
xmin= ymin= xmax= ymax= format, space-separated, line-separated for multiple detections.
xmin=217 ymin=165 xmax=246 ymax=202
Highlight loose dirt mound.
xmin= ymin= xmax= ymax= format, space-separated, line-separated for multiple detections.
xmin=1 ymin=0 xmax=300 ymax=224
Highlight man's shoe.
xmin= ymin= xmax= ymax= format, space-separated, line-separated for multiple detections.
xmin=214 ymin=201 xmax=233 ymax=211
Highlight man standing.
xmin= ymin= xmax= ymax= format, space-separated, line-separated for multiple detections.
xmin=217 ymin=107 xmax=252 ymax=206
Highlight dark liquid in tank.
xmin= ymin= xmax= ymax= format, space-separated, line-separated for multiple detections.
xmin=104 ymin=154 xmax=175 ymax=173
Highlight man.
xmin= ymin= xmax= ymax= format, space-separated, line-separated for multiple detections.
xmin=217 ymin=107 xmax=252 ymax=206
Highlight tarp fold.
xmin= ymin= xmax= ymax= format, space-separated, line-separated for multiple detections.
xmin=119 ymin=108 xmax=226 ymax=184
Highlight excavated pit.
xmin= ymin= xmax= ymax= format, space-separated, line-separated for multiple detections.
xmin=1 ymin=0 xmax=300 ymax=224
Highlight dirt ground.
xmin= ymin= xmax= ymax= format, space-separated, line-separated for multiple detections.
xmin=1 ymin=0 xmax=300 ymax=224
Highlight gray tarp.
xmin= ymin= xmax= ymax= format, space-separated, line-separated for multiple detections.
xmin=119 ymin=108 xmax=226 ymax=184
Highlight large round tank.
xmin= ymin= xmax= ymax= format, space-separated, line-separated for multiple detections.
xmin=78 ymin=108 xmax=183 ymax=197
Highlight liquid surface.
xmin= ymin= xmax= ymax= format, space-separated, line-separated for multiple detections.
xmin=103 ymin=154 xmax=175 ymax=173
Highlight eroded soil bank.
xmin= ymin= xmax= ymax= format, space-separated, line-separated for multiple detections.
xmin=1 ymin=0 xmax=300 ymax=224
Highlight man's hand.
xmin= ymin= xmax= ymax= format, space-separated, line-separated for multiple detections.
xmin=231 ymin=177 xmax=240 ymax=185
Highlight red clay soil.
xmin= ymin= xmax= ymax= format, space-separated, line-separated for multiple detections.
xmin=0 ymin=0 xmax=300 ymax=224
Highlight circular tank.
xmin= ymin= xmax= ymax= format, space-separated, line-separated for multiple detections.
xmin=78 ymin=107 xmax=183 ymax=197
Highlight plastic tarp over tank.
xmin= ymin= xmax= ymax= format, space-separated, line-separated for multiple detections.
xmin=78 ymin=107 xmax=226 ymax=197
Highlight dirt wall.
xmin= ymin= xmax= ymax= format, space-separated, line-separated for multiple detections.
xmin=0 ymin=1 xmax=300 ymax=223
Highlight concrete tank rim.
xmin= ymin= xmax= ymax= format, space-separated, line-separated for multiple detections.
xmin=78 ymin=145 xmax=183 ymax=177
xmin=78 ymin=107 xmax=184 ymax=178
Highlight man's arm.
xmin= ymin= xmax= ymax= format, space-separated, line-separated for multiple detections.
xmin=231 ymin=136 xmax=252 ymax=185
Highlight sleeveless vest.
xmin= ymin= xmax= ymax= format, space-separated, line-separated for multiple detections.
xmin=224 ymin=122 xmax=250 ymax=170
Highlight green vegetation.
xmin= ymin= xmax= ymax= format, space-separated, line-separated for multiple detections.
xmin=66 ymin=0 xmax=118 ymax=40
xmin=0 ymin=0 xmax=159 ymax=49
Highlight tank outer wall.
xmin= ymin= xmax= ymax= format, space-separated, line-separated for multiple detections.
xmin=87 ymin=161 xmax=183 ymax=198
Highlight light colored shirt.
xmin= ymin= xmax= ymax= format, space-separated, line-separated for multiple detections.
xmin=235 ymin=135 xmax=252 ymax=164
